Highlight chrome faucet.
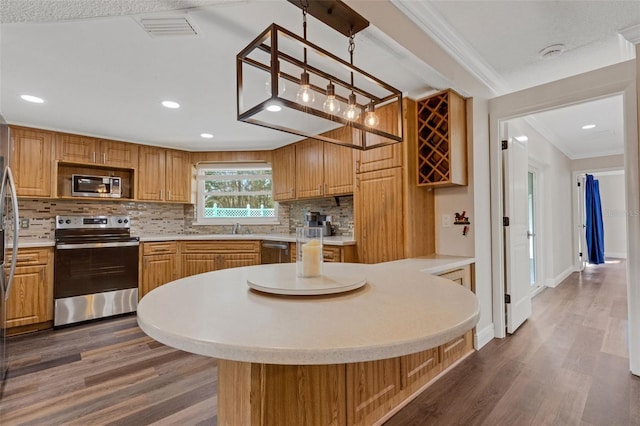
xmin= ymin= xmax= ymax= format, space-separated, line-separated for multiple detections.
xmin=232 ymin=222 xmax=240 ymax=234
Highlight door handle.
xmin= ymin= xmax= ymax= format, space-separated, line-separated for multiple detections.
xmin=527 ymin=231 xmax=536 ymax=239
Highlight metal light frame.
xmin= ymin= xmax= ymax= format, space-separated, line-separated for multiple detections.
xmin=236 ymin=23 xmax=404 ymax=150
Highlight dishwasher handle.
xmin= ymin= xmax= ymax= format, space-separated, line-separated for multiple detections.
xmin=261 ymin=241 xmax=289 ymax=250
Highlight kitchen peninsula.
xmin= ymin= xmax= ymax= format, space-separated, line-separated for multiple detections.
xmin=137 ymin=259 xmax=479 ymax=425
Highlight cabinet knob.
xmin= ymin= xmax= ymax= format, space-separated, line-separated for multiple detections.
xmin=103 ymin=153 xmax=107 ymax=164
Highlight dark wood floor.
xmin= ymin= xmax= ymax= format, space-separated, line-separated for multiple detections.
xmin=1 ymin=260 xmax=638 ymax=425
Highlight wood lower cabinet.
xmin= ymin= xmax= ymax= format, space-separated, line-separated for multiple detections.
xmin=180 ymin=241 xmax=260 ymax=278
xmin=346 ymin=358 xmax=402 ymax=425
xmin=139 ymin=242 xmax=179 ymax=299
xmin=5 ymin=247 xmax=54 ymax=335
xmin=289 ymin=244 xmax=356 ymax=263
xmin=9 ymin=127 xmax=54 ymax=197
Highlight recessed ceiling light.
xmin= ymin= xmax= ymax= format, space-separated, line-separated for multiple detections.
xmin=20 ymin=94 xmax=44 ymax=103
xmin=514 ymin=135 xmax=528 ymax=142
xmin=582 ymin=124 xmax=596 ymax=129
xmin=162 ymin=100 xmax=180 ymax=109
xmin=200 ymin=133 xmax=214 ymax=139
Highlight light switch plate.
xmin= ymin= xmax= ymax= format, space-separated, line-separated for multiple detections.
xmin=442 ymin=214 xmax=452 ymax=228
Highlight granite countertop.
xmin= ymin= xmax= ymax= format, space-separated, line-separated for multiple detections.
xmin=137 ymin=260 xmax=480 ymax=365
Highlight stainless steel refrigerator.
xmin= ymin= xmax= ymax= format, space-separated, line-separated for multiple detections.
xmin=0 ymin=113 xmax=19 ymax=394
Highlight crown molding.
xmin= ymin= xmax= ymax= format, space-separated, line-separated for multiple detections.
xmin=620 ymin=23 xmax=640 ymax=44
xmin=390 ymin=0 xmax=509 ymax=96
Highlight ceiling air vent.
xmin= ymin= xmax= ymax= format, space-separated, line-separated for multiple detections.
xmin=139 ymin=16 xmax=198 ymax=37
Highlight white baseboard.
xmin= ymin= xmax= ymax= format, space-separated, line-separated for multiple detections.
xmin=546 ymin=265 xmax=575 ymax=288
xmin=606 ymin=252 xmax=627 ymax=259
xmin=474 ymin=323 xmax=494 ymax=349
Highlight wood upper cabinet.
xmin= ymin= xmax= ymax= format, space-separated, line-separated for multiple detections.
xmin=9 ymin=127 xmax=54 ymax=197
xmin=323 ymin=141 xmax=354 ymax=196
xmin=165 ymin=149 xmax=191 ymax=202
xmin=355 ymin=103 xmax=403 ymax=174
xmin=5 ymin=247 xmax=54 ymax=333
xmin=354 ymin=167 xmax=404 ymax=264
xmin=56 ymin=133 xmax=138 ymax=169
xmin=295 ymin=139 xmax=324 ymax=199
xmin=137 ymin=146 xmax=191 ymax=202
xmin=139 ymin=242 xmax=179 ymax=299
xmin=272 ymin=144 xmax=296 ymax=201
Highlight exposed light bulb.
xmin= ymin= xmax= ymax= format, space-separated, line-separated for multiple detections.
xmin=296 ymin=72 xmax=315 ymax=104
xmin=343 ymin=93 xmax=359 ymax=121
xmin=266 ymin=103 xmax=282 ymax=112
xmin=322 ymin=83 xmax=341 ymax=115
xmin=364 ymin=101 xmax=379 ymax=127
xmin=20 ymin=94 xmax=44 ymax=103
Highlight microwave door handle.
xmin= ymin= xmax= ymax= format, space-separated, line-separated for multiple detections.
xmin=4 ymin=168 xmax=19 ymax=300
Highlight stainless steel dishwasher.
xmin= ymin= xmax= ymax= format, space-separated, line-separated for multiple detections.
xmin=260 ymin=241 xmax=291 ymax=264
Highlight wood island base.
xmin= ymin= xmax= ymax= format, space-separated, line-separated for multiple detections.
xmin=218 ymin=330 xmax=473 ymax=426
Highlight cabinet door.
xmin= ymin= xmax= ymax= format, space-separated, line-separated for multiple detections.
xmin=181 ymin=254 xmax=218 ymax=278
xmin=137 ymin=145 xmax=166 ymax=201
xmin=354 ymin=167 xmax=404 ymax=263
xmin=400 ymin=347 xmax=439 ymax=389
xmin=346 ymin=358 xmax=402 ymax=425
xmin=295 ymin=139 xmax=324 ymax=199
xmin=272 ymin=144 xmax=296 ymax=201
xmin=140 ymin=254 xmax=178 ymax=299
xmin=165 ymin=149 xmax=191 ymax=202
xmin=355 ymin=144 xmax=402 ymax=174
xmin=55 ymin=133 xmax=99 ymax=164
xmin=10 ymin=128 xmax=54 ymax=197
xmin=100 ymin=139 xmax=138 ymax=168
xmin=218 ymin=253 xmax=260 ymax=270
xmin=323 ymin=142 xmax=354 ymax=196
xmin=6 ymin=264 xmax=50 ymax=328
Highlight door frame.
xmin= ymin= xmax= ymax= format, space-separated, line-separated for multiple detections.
xmin=488 ymin=61 xmax=639 ymax=376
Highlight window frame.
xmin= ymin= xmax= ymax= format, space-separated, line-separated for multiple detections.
xmin=194 ymin=162 xmax=279 ymax=226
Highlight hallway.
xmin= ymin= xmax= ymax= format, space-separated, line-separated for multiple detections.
xmin=386 ymin=259 xmax=640 ymax=425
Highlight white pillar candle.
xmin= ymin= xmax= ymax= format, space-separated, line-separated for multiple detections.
xmin=301 ymin=239 xmax=322 ymax=277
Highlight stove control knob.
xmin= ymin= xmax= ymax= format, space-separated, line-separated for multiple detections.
xmin=117 ymin=219 xmax=123 ymax=224
xmin=58 ymin=219 xmax=63 ymax=225
xmin=65 ymin=219 xmax=71 ymax=224
xmin=123 ymin=219 xmax=129 ymax=224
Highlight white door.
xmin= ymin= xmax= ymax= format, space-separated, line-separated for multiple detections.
xmin=503 ymin=138 xmax=532 ymax=333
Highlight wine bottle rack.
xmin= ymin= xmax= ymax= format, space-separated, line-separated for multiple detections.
xmin=416 ymin=90 xmax=467 ymax=187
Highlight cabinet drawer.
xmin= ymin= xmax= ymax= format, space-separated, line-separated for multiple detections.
xmin=322 ymin=246 xmax=341 ymax=262
xmin=142 ymin=241 xmax=177 ymax=255
xmin=180 ymin=240 xmax=260 ymax=254
xmin=7 ymin=248 xmax=50 ymax=266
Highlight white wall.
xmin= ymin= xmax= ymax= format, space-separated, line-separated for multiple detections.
xmin=572 ymin=154 xmax=624 ymax=171
xmin=596 ymin=172 xmax=628 ymax=259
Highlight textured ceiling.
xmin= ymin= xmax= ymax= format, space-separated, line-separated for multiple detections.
xmin=0 ymin=0 xmax=233 ymax=23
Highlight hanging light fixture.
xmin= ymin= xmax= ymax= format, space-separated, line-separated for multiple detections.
xmin=236 ymin=0 xmax=403 ymax=150
xmin=322 ymin=82 xmax=341 ymax=114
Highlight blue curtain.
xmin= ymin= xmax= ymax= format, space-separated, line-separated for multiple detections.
xmin=585 ymin=174 xmax=605 ymax=264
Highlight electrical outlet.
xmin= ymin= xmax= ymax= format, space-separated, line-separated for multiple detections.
xmin=20 ymin=218 xmax=29 ymax=229
xmin=442 ymin=214 xmax=452 ymax=228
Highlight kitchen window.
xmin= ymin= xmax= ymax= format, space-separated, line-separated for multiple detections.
xmin=195 ymin=163 xmax=277 ymax=224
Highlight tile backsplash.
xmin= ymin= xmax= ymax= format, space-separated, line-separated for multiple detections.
xmin=17 ymin=196 xmax=354 ymax=240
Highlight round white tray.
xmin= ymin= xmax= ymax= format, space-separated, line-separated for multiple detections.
xmin=246 ymin=263 xmax=366 ymax=296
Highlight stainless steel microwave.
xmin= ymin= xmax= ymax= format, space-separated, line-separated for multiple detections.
xmin=71 ymin=174 xmax=122 ymax=198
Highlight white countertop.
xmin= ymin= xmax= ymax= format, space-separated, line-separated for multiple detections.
xmin=138 ymin=233 xmax=356 ymax=246
xmin=137 ymin=260 xmax=479 ymax=365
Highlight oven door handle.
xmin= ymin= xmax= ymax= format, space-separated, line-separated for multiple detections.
xmin=56 ymin=241 xmax=140 ymax=250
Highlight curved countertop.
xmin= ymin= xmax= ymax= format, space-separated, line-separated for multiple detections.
xmin=137 ymin=261 xmax=479 ymax=365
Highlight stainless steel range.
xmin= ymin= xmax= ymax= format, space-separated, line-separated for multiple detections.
xmin=54 ymin=215 xmax=139 ymax=326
